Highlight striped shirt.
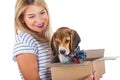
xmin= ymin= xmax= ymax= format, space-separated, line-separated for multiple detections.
xmin=13 ymin=32 xmax=52 ymax=80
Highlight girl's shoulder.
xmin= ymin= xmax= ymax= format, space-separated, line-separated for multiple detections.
xmin=15 ymin=32 xmax=48 ymax=47
xmin=15 ymin=32 xmax=36 ymax=44
xmin=17 ymin=32 xmax=31 ymax=39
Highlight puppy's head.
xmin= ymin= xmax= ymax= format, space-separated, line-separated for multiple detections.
xmin=51 ymin=27 xmax=81 ymax=56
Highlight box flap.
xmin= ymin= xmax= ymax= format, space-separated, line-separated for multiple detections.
xmin=96 ymin=56 xmax=120 ymax=60
xmin=85 ymin=49 xmax=104 ymax=60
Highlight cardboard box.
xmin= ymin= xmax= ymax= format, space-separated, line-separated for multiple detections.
xmin=45 ymin=49 xmax=118 ymax=80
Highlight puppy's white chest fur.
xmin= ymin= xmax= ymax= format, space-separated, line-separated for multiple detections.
xmin=59 ymin=54 xmax=70 ymax=63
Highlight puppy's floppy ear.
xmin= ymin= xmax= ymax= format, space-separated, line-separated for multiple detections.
xmin=50 ymin=35 xmax=60 ymax=63
xmin=51 ymin=36 xmax=56 ymax=56
xmin=70 ymin=30 xmax=81 ymax=52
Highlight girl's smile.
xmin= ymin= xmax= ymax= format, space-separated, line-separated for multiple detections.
xmin=36 ymin=22 xmax=45 ymax=28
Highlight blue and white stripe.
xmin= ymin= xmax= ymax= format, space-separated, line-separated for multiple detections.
xmin=13 ymin=32 xmax=51 ymax=80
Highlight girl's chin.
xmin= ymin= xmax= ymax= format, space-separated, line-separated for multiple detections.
xmin=36 ymin=28 xmax=46 ymax=33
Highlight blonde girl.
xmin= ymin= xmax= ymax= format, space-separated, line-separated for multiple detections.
xmin=13 ymin=0 xmax=51 ymax=80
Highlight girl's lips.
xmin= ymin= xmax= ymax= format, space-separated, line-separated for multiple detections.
xmin=36 ymin=23 xmax=44 ymax=28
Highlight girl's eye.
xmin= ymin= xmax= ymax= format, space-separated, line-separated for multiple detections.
xmin=40 ymin=9 xmax=47 ymax=15
xmin=40 ymin=11 xmax=45 ymax=15
xmin=28 ymin=15 xmax=35 ymax=18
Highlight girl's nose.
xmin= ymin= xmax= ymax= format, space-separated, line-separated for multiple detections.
xmin=34 ymin=15 xmax=43 ymax=23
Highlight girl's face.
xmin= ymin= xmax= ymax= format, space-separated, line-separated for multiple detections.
xmin=23 ymin=5 xmax=49 ymax=34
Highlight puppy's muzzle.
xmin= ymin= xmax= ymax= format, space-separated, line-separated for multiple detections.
xmin=60 ymin=50 xmax=66 ymax=55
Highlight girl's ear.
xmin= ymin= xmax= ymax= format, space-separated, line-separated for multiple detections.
xmin=70 ymin=30 xmax=81 ymax=53
xmin=19 ymin=15 xmax=25 ymax=23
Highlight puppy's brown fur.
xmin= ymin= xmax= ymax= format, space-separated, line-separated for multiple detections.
xmin=51 ymin=27 xmax=81 ymax=63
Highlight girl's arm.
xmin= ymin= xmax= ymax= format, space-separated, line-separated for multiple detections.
xmin=16 ymin=53 xmax=40 ymax=80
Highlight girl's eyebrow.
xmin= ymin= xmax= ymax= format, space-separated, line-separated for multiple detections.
xmin=27 ymin=14 xmax=34 ymax=16
xmin=40 ymin=9 xmax=46 ymax=12
xmin=26 ymin=9 xmax=46 ymax=16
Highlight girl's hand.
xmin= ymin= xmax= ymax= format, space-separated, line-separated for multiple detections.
xmin=85 ymin=71 xmax=100 ymax=80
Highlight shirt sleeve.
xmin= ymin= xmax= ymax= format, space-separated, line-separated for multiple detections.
xmin=13 ymin=34 xmax=36 ymax=61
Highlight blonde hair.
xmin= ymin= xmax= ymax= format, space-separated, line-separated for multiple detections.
xmin=15 ymin=0 xmax=51 ymax=43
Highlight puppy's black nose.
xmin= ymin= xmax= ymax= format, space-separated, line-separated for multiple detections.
xmin=60 ymin=50 xmax=66 ymax=54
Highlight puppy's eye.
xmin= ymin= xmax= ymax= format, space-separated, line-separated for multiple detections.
xmin=57 ymin=42 xmax=60 ymax=44
xmin=55 ymin=41 xmax=60 ymax=44
xmin=65 ymin=40 xmax=70 ymax=44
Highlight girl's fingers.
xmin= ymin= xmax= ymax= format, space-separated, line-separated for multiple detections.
xmin=85 ymin=75 xmax=93 ymax=80
xmin=93 ymin=71 xmax=100 ymax=80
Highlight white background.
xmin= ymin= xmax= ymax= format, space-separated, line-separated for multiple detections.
xmin=0 ymin=0 xmax=120 ymax=80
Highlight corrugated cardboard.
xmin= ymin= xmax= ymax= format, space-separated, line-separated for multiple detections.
xmin=51 ymin=62 xmax=93 ymax=80
xmin=45 ymin=49 xmax=118 ymax=80
xmin=50 ymin=61 xmax=105 ymax=80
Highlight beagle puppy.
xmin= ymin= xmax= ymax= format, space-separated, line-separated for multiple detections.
xmin=51 ymin=27 xmax=81 ymax=63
